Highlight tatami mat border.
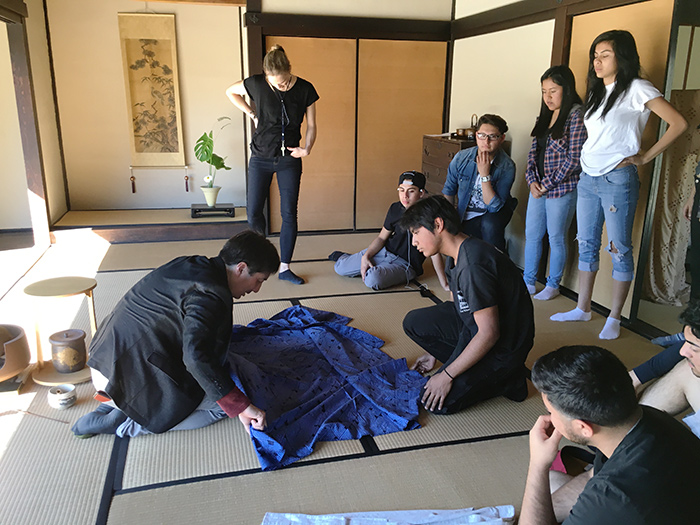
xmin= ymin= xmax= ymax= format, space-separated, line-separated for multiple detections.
xmin=109 ymin=428 xmax=529 ymax=499
xmin=95 ymin=437 xmax=130 ymax=525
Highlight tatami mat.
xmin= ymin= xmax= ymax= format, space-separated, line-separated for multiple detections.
xmin=99 ymin=240 xmax=226 ymax=272
xmin=108 ymin=435 xmax=530 ymax=524
xmin=284 ymin=232 xmax=377 ymax=261
xmin=97 ymin=232 xmax=379 ymax=272
xmin=526 ymin=293 xmax=660 ymax=369
xmin=233 ymin=300 xmax=294 ymax=326
xmin=121 ymin=417 xmax=261 ymax=490
xmin=237 ymin=261 xmax=416 ymax=303
xmin=0 ymin=231 xmax=673 ymax=525
xmin=374 ymin=389 xmax=543 ymax=450
xmin=55 ymin=208 xmax=247 ymax=227
xmin=301 ymin=292 xmax=438 ymax=364
xmin=0 ymin=382 xmax=115 ymax=525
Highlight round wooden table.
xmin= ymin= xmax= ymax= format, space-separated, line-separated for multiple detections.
xmin=24 ymin=276 xmax=98 ymax=386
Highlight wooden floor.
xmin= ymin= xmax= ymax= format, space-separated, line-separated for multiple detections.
xmin=0 ymin=232 xmax=664 ymax=525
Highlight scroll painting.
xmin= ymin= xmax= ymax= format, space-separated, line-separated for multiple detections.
xmin=118 ymin=13 xmax=185 ymax=167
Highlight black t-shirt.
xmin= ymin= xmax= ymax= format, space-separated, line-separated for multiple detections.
xmin=536 ymin=133 xmax=548 ymax=179
xmin=383 ymin=201 xmax=426 ymax=275
xmin=243 ymin=74 xmax=319 ymax=158
xmin=564 ymin=406 xmax=700 ymax=524
xmin=444 ymin=237 xmax=534 ymax=368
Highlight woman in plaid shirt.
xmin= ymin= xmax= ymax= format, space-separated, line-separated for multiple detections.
xmin=523 ymin=65 xmax=587 ymax=301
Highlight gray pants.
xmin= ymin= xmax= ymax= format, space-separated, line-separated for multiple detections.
xmin=91 ymin=368 xmax=227 ymax=437
xmin=116 ymin=397 xmax=227 ymax=437
xmin=334 ymin=247 xmax=415 ymax=290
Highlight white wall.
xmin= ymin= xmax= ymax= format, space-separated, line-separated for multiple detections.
xmin=262 ymin=0 xmax=453 ymax=20
xmin=455 ymin=0 xmax=525 ymax=19
xmin=0 ymin=23 xmax=32 ymax=230
xmin=450 ymin=20 xmax=555 ymax=265
xmin=46 ymin=0 xmax=247 ymax=210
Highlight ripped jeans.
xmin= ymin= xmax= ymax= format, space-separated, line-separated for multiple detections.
xmin=576 ymin=166 xmax=640 ymax=282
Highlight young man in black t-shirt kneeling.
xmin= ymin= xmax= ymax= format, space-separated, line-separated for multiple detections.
xmin=400 ymin=195 xmax=534 ymax=414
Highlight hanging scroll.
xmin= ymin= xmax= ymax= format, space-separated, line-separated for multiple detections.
xmin=118 ymin=13 xmax=185 ymax=167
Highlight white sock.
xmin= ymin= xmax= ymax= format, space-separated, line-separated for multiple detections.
xmin=534 ymin=286 xmax=560 ymax=301
xmin=599 ymin=317 xmax=621 ymax=340
xmin=550 ymin=307 xmax=591 ymax=322
xmin=525 ymin=283 xmax=536 ymax=295
xmin=279 ymin=262 xmax=290 ymax=273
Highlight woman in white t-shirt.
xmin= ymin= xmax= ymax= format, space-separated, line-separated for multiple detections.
xmin=551 ymin=30 xmax=687 ymax=340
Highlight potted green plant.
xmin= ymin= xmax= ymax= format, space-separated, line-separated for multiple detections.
xmin=194 ymin=116 xmax=232 ymax=206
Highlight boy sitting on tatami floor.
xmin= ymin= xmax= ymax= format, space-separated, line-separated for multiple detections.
xmin=329 ymin=170 xmax=448 ymax=291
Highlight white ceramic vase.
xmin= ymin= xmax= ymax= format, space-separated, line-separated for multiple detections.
xmin=200 ymin=186 xmax=221 ymax=207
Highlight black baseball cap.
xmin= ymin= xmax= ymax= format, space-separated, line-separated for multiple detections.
xmin=398 ymin=170 xmax=426 ymax=191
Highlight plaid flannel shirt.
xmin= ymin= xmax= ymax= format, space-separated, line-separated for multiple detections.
xmin=525 ymin=106 xmax=587 ymax=198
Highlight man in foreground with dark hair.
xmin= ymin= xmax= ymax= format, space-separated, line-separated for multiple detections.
xmin=520 ymin=345 xmax=700 ymax=524
xmin=400 ymin=195 xmax=534 ymax=414
xmin=629 ymin=301 xmax=700 ymax=437
xmin=72 ymin=230 xmax=280 ymax=438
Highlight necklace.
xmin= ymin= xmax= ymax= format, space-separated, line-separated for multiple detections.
xmin=267 ymin=80 xmax=291 ymax=156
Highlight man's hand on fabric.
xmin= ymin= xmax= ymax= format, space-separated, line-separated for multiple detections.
xmin=421 ymin=371 xmax=453 ymax=412
xmin=410 ymin=353 xmax=436 ymax=375
xmin=529 ymin=415 xmax=562 ymax=471
xmin=238 ymin=403 xmax=267 ymax=433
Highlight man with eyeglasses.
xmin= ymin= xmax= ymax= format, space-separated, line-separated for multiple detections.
xmin=443 ymin=114 xmax=517 ymax=252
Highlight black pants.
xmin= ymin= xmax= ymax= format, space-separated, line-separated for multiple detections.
xmin=403 ymin=301 xmax=525 ymax=414
xmin=691 ymin=166 xmax=700 ymax=301
xmin=247 ymin=155 xmax=302 ymax=264
xmin=462 ymin=197 xmax=516 ymax=252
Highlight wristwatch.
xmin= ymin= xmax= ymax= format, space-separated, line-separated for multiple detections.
xmin=480 ymin=175 xmax=491 ymax=183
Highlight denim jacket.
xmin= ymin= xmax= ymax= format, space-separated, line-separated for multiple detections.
xmin=442 ymin=146 xmax=516 ymax=219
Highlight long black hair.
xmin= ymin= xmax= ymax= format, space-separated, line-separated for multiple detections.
xmin=584 ymin=30 xmax=641 ymax=120
xmin=531 ymin=65 xmax=582 ymax=140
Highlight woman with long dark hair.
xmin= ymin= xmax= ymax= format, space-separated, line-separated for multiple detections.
xmin=551 ymin=30 xmax=687 ymax=339
xmin=226 ymin=45 xmax=319 ymax=285
xmin=523 ymin=65 xmax=586 ymax=301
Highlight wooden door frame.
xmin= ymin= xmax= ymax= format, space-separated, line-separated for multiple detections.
xmin=2 ymin=0 xmax=51 ymax=242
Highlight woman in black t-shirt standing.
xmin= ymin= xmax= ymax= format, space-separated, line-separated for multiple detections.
xmin=226 ymin=45 xmax=319 ymax=284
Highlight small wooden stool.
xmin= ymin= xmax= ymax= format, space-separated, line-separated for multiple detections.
xmin=24 ymin=277 xmax=98 ymax=386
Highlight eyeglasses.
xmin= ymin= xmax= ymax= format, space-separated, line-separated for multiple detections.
xmin=476 ymin=132 xmax=502 ymax=141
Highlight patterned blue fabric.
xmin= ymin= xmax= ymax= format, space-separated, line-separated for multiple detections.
xmin=226 ymin=306 xmax=426 ymax=470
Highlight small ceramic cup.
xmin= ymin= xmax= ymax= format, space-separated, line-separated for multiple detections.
xmin=48 ymin=384 xmax=77 ymax=410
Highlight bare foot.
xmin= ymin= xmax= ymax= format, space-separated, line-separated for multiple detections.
xmin=411 ymin=354 xmax=436 ymax=375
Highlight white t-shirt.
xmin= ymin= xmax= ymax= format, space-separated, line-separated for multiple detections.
xmin=581 ymin=78 xmax=662 ymax=176
xmin=464 ymin=176 xmax=487 ymax=220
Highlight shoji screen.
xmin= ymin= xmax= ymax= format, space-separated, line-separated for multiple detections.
xmin=266 ymin=36 xmax=357 ymax=232
xmin=356 ymin=40 xmax=446 ymax=228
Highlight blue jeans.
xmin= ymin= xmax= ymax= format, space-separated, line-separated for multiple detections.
xmin=334 ymin=247 xmax=416 ymax=290
xmin=576 ymin=165 xmax=640 ymax=282
xmin=523 ymin=190 xmax=577 ymax=289
xmin=461 ymin=200 xmax=515 ymax=252
xmin=248 ymin=156 xmax=302 ymax=263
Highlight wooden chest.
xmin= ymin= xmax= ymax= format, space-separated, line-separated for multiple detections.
xmin=422 ymin=135 xmax=475 ymax=195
